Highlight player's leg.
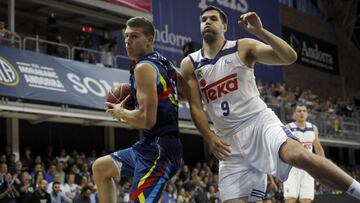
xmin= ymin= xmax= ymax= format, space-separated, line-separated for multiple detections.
xmin=279 ymin=138 xmax=353 ymax=191
xmin=285 ymin=198 xmax=297 ymax=203
xmin=92 ymin=148 xmax=135 ymax=203
xmin=220 ymin=127 xmax=267 ymax=203
xmin=299 ymin=171 xmax=315 ymax=203
xmin=92 ymin=155 xmax=119 ymax=203
xmin=284 ymin=168 xmax=300 ymax=203
xmin=129 ymin=139 xmax=181 ymax=203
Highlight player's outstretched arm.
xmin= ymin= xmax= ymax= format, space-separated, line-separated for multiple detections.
xmin=107 ymin=63 xmax=158 ymax=129
xmin=180 ymin=57 xmax=230 ymax=160
xmin=238 ymin=12 xmax=297 ymax=65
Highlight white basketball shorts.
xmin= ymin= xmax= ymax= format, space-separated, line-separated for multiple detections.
xmin=218 ymin=108 xmax=296 ymax=202
xmin=283 ymin=167 xmax=315 ymax=200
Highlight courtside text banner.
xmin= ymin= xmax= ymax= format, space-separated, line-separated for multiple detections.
xmin=0 ymin=46 xmax=192 ymax=120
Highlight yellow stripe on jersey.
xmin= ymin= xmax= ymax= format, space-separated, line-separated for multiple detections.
xmin=136 ymin=147 xmax=161 ymax=202
xmin=159 ymin=75 xmax=178 ymax=106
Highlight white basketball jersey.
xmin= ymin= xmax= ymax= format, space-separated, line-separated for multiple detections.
xmin=288 ymin=122 xmax=315 ymax=152
xmin=188 ymin=40 xmax=267 ymax=137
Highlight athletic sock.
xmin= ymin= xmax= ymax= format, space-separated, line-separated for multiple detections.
xmin=346 ymin=179 xmax=360 ymax=200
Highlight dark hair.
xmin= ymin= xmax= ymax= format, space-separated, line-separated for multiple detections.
xmin=295 ymin=103 xmax=307 ymax=109
xmin=200 ymin=6 xmax=228 ymax=25
xmin=126 ymin=16 xmax=155 ymax=37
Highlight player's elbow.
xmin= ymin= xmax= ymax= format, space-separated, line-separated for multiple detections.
xmin=143 ymin=114 xmax=156 ymax=129
xmin=143 ymin=119 xmax=156 ymax=130
xmin=284 ymin=49 xmax=297 ymax=65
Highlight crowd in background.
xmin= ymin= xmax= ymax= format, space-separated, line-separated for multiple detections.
xmin=1 ymin=148 xmax=360 ymax=203
xmin=256 ymin=81 xmax=357 ymax=136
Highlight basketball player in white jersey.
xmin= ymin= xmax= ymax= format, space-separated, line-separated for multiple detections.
xmin=180 ymin=5 xmax=360 ymax=203
xmin=283 ymin=104 xmax=325 ymax=203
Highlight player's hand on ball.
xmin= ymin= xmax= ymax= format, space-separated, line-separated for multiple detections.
xmin=106 ymin=97 xmax=129 ymax=121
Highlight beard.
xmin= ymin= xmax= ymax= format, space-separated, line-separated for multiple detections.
xmin=202 ymin=29 xmax=218 ymax=44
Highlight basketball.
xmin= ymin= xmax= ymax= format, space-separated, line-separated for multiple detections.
xmin=106 ymin=83 xmax=131 ymax=105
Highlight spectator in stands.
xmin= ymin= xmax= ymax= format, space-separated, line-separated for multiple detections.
xmin=20 ymin=148 xmax=33 ymax=172
xmin=0 ymin=163 xmax=8 ymax=184
xmin=100 ymin=38 xmax=118 ymax=68
xmin=50 ymin=181 xmax=72 ymax=203
xmin=44 ymin=146 xmax=54 ymax=167
xmin=117 ymin=179 xmax=130 ymax=203
xmin=33 ymin=171 xmax=45 ymax=189
xmin=47 ymin=173 xmax=63 ymax=194
xmin=68 ymin=164 xmax=81 ymax=184
xmin=207 ymin=185 xmax=220 ymax=202
xmin=63 ymin=173 xmax=80 ymax=199
xmin=0 ymin=20 xmax=17 ymax=38
xmin=46 ymin=163 xmax=57 ymax=183
xmin=86 ymin=182 xmax=97 ymax=203
xmin=56 ymin=149 xmax=70 ymax=167
xmin=192 ymin=176 xmax=208 ymax=203
xmin=73 ymin=186 xmax=92 ymax=203
xmin=78 ymin=176 xmax=88 ymax=192
xmin=12 ymin=161 xmax=23 ymax=177
xmin=79 ymin=163 xmax=91 ymax=183
xmin=18 ymin=172 xmax=34 ymax=203
xmin=0 ymin=155 xmax=6 ymax=165
xmin=160 ymin=183 xmax=177 ymax=203
xmin=0 ymin=172 xmax=20 ymax=203
xmin=29 ymin=179 xmax=51 ymax=203
xmin=86 ymin=150 xmax=97 ymax=166
xmin=31 ymin=163 xmax=46 ymax=180
xmin=34 ymin=156 xmax=46 ymax=171
xmin=74 ymin=34 xmax=95 ymax=64
xmin=177 ymin=187 xmax=191 ymax=203
xmin=55 ymin=35 xmax=68 ymax=58
xmin=46 ymin=13 xmax=62 ymax=57
xmin=179 ymin=165 xmax=191 ymax=183
xmin=344 ymin=99 xmax=354 ymax=117
xmin=7 ymin=154 xmax=16 ymax=174
xmin=56 ymin=161 xmax=66 ymax=185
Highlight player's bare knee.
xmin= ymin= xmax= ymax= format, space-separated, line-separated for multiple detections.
xmin=92 ymin=156 xmax=116 ymax=180
xmin=92 ymin=158 xmax=103 ymax=181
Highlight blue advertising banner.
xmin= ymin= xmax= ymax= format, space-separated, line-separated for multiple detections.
xmin=0 ymin=45 xmax=129 ymax=110
xmin=0 ymin=46 xmax=192 ymax=120
xmin=152 ymin=0 xmax=284 ymax=83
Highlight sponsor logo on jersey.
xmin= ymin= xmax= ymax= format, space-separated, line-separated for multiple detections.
xmin=224 ymin=59 xmax=232 ymax=65
xmin=302 ymin=142 xmax=313 ymax=150
xmin=200 ymin=73 xmax=238 ymax=103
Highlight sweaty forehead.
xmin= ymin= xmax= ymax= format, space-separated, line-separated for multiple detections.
xmin=296 ymin=106 xmax=307 ymax=111
xmin=124 ymin=26 xmax=144 ymax=35
xmin=201 ymin=10 xmax=220 ymax=19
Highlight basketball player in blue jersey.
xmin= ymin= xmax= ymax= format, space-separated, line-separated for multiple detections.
xmin=180 ymin=5 xmax=360 ymax=203
xmin=283 ymin=104 xmax=324 ymax=203
xmin=92 ymin=16 xmax=182 ymax=203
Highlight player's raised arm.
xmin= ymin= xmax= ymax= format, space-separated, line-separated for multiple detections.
xmin=238 ymin=12 xmax=297 ymax=66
